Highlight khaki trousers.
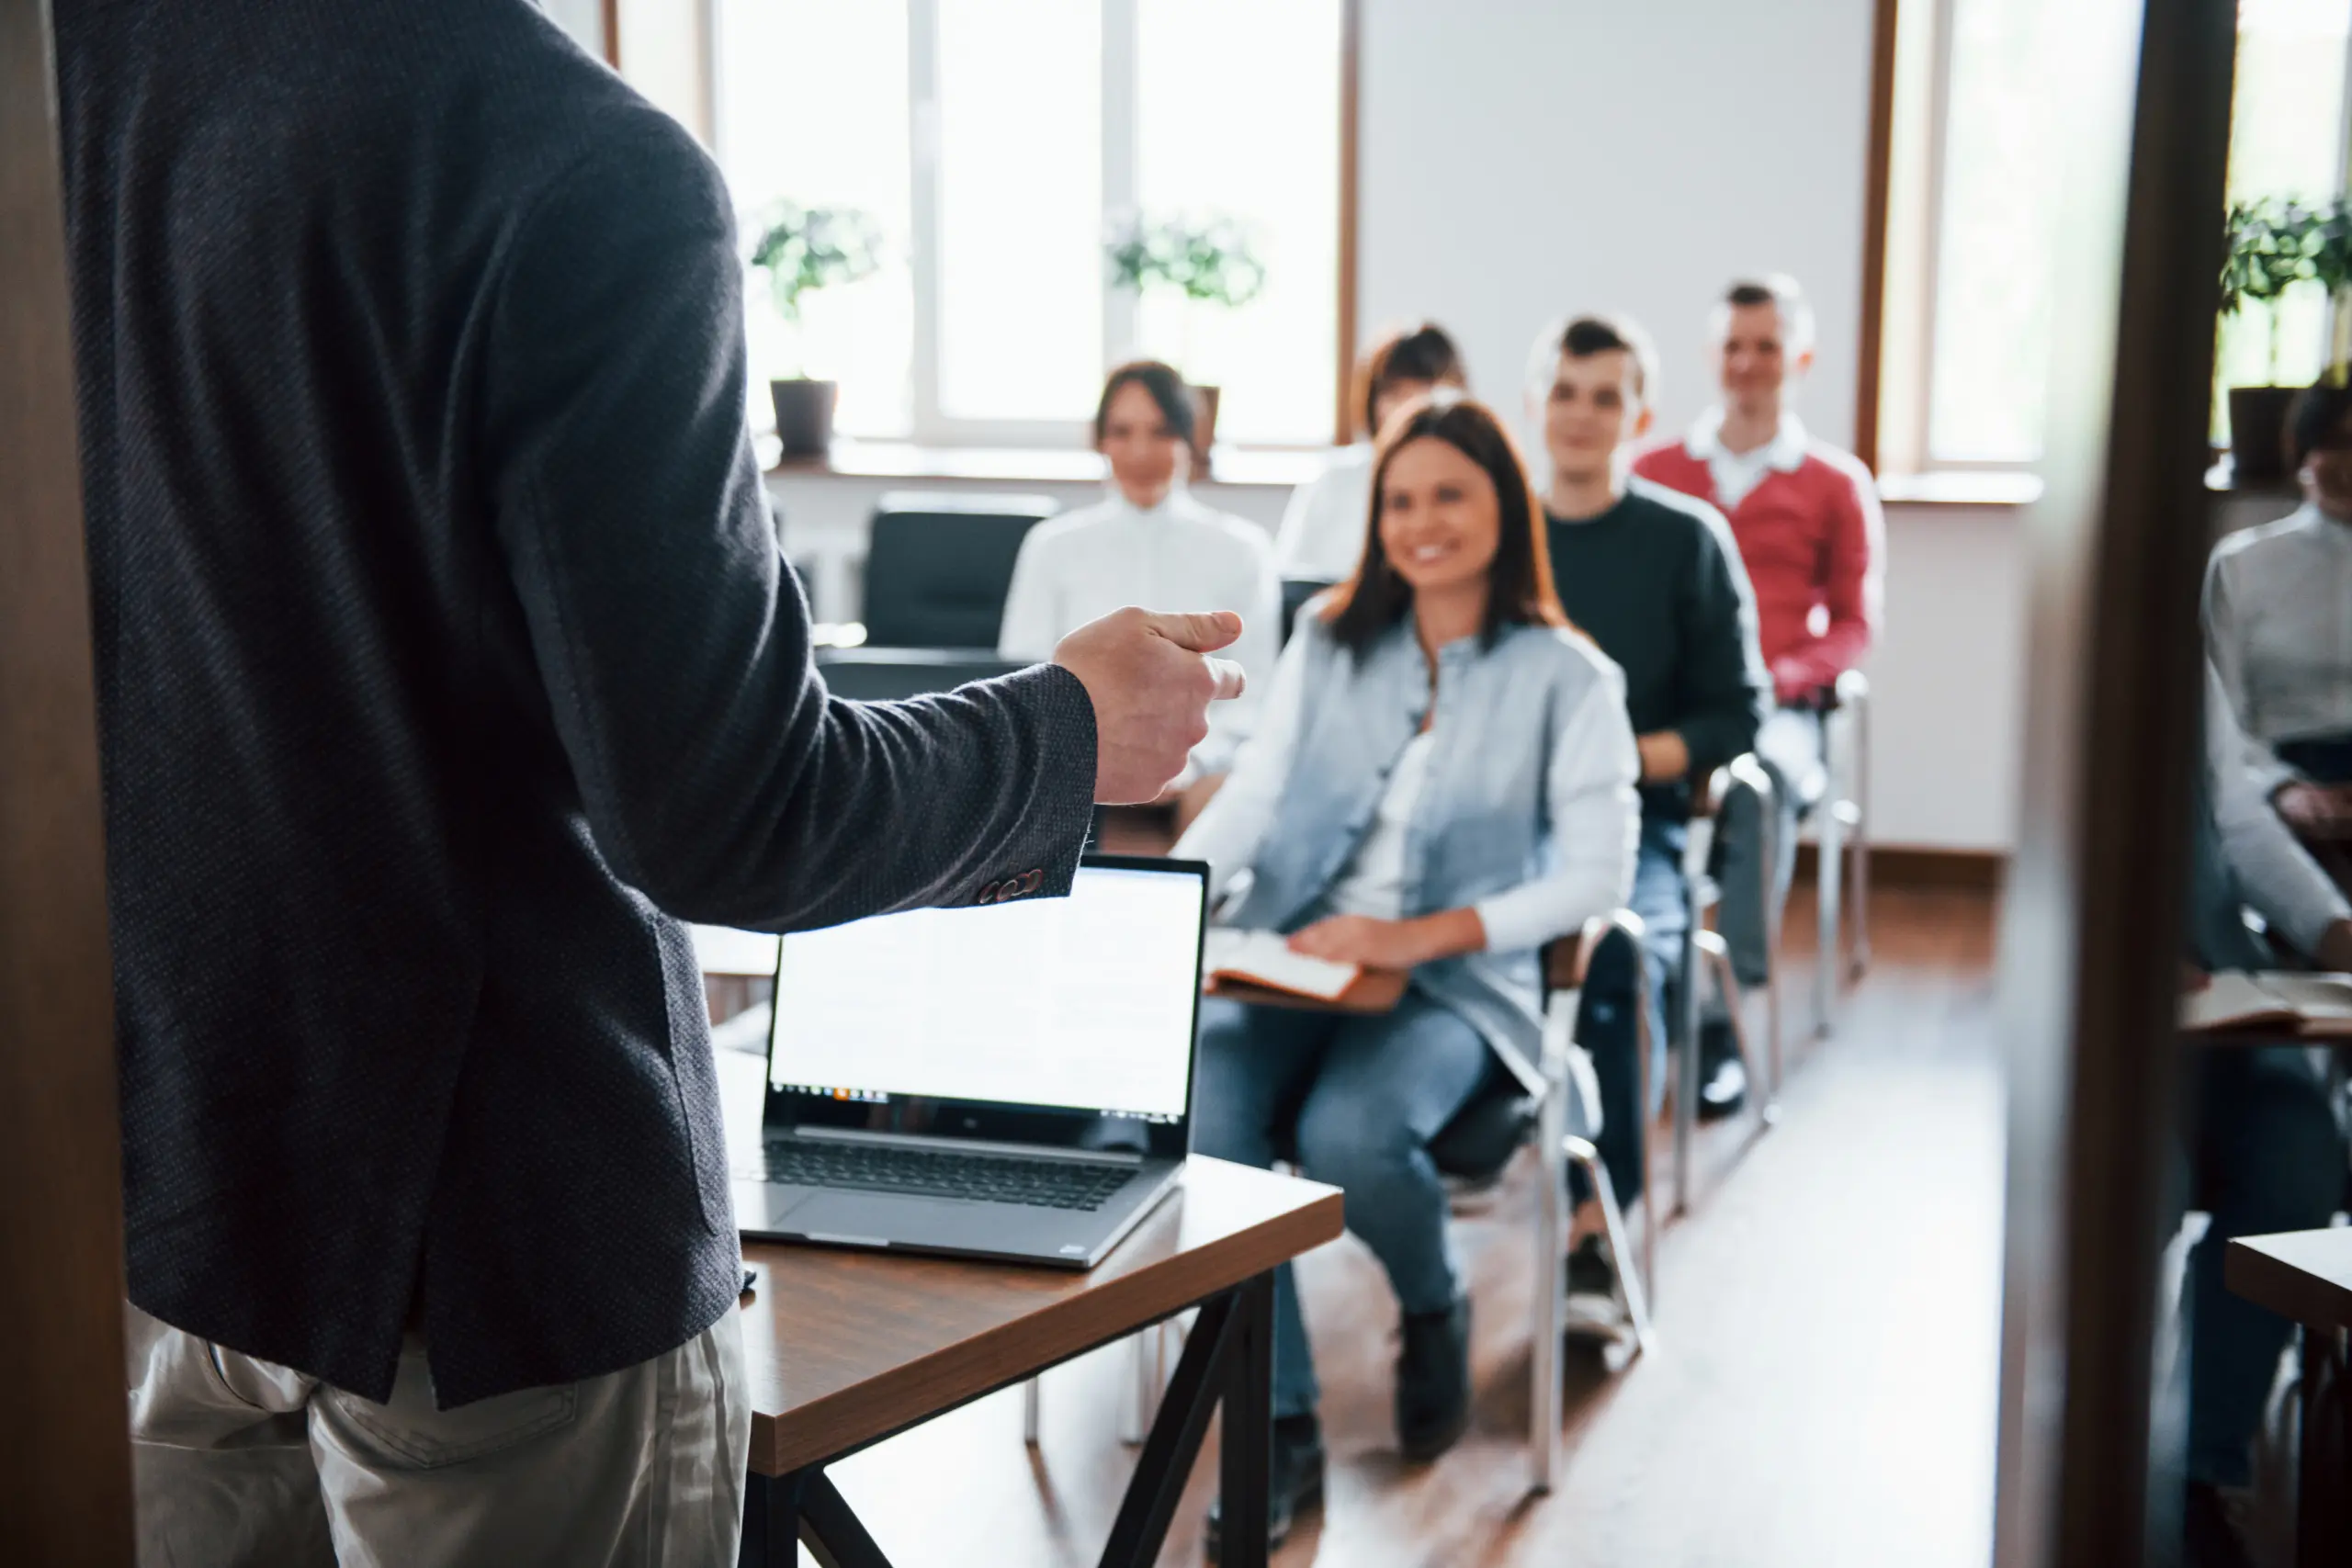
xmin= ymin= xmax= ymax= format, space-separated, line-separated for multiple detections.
xmin=124 ymin=1303 xmax=751 ymax=1567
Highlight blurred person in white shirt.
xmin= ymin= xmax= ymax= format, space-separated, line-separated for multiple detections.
xmin=1272 ymin=323 xmax=1468 ymax=581
xmin=1000 ymin=360 xmax=1280 ymax=819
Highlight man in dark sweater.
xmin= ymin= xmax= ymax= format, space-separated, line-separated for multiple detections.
xmin=1530 ymin=315 xmax=1768 ymax=1300
xmin=56 ymin=2 xmax=1241 ymax=1561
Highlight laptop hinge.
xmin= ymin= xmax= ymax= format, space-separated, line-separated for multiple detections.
xmin=781 ymin=1125 xmax=1146 ymax=1166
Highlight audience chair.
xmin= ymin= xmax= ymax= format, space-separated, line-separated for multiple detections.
xmin=813 ymin=648 xmax=1023 ymax=701
xmin=1813 ymin=671 xmax=1875 ymax=1035
xmin=1436 ymin=910 xmax=1656 ymax=1495
xmin=1024 ymin=914 xmax=1654 ymax=1499
xmin=1279 ymin=578 xmax=1336 ymax=647
xmin=1674 ymin=757 xmax=1781 ymax=1221
xmin=860 ymin=491 xmax=1056 ymax=649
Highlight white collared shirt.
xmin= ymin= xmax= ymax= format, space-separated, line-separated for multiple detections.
xmin=2205 ymin=661 xmax=2351 ymax=955
xmin=1687 ymin=406 xmax=1809 ymax=513
xmin=998 ymin=485 xmax=1280 ymax=774
xmin=1272 ymin=443 xmax=1375 ymax=581
xmin=2205 ymin=502 xmax=2352 ymax=775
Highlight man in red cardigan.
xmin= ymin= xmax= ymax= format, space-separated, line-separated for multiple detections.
xmin=1634 ymin=275 xmax=1883 ymax=1116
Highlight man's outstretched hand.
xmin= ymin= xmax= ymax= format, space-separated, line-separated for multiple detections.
xmin=1054 ymin=608 xmax=1248 ymax=804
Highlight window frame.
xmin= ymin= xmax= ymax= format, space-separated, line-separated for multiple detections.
xmin=710 ymin=0 xmax=1357 ymax=453
xmin=1869 ymin=0 xmax=2352 ymax=480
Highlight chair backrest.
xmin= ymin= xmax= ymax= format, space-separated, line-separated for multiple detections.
xmin=861 ymin=491 xmax=1057 ymax=649
xmin=1279 ymin=577 xmax=1336 ymax=647
xmin=814 ymin=648 xmax=1024 ymax=702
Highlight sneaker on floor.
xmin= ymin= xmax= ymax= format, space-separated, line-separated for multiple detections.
xmin=1204 ymin=1413 xmax=1325 ymax=1562
xmin=1696 ymin=1020 xmax=1747 ymax=1122
xmin=1395 ymin=1292 xmax=1472 ymax=1462
xmin=1564 ymin=1234 xmax=1619 ymax=1322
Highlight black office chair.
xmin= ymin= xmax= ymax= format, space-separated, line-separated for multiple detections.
xmin=1278 ymin=578 xmax=1337 ymax=646
xmin=859 ymin=492 xmax=1056 ymax=649
xmin=813 ymin=647 xmax=1023 ymax=702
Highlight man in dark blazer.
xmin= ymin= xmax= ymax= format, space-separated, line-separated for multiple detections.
xmin=57 ymin=2 xmax=1242 ymax=1562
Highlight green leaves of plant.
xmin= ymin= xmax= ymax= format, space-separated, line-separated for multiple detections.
xmin=1102 ymin=211 xmax=1267 ymax=310
xmin=747 ymin=201 xmax=887 ymax=324
xmin=2220 ymin=196 xmax=2352 ymax=316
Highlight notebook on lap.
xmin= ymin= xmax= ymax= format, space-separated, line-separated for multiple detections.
xmin=735 ymin=855 xmax=1207 ymax=1268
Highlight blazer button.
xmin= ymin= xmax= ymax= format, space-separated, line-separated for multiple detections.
xmin=1021 ymin=869 xmax=1044 ymax=893
xmin=996 ymin=879 xmax=1023 ymax=902
xmin=978 ymin=882 xmax=1001 ymax=904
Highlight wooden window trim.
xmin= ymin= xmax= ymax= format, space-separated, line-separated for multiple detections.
xmin=1854 ymin=0 xmax=1900 ymax=474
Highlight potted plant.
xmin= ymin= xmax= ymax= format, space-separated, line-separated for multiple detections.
xmin=748 ymin=201 xmax=884 ymax=458
xmin=1104 ymin=212 xmax=1267 ymax=466
xmin=2220 ymin=196 xmax=2324 ymax=483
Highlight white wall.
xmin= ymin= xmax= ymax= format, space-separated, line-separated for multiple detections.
xmin=1358 ymin=0 xmax=1877 ymax=446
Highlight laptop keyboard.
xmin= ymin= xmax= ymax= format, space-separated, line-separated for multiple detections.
xmin=752 ymin=1141 xmax=1134 ymax=1212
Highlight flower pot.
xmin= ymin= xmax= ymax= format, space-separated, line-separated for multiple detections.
xmin=1185 ymin=384 xmax=1220 ymax=480
xmin=769 ymin=378 xmax=839 ymax=460
xmin=2228 ymin=385 xmax=2299 ymax=486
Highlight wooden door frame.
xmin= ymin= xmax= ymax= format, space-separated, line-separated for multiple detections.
xmin=0 ymin=0 xmax=134 ymax=1557
xmin=1989 ymin=1 xmax=2238 ymax=1562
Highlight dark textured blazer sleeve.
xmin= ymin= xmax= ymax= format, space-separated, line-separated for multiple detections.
xmin=1673 ymin=504 xmax=1771 ymax=775
xmin=478 ymin=114 xmax=1095 ymax=930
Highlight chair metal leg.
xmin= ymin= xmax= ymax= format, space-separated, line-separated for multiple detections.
xmin=1023 ymin=1375 xmax=1041 ymax=1446
xmin=1674 ymin=876 xmax=1705 ymax=1220
xmin=1751 ymin=770 xmax=1783 ymax=1113
xmin=1566 ymin=1135 xmax=1653 ymax=1359
xmin=1700 ymin=932 xmax=1775 ymax=1132
xmin=1633 ymin=961 xmax=1657 ymax=1314
xmin=1849 ymin=689 xmax=1873 ymax=980
xmin=1531 ymin=1033 xmax=1568 ymax=1496
xmin=1815 ymin=772 xmax=1844 ymax=1040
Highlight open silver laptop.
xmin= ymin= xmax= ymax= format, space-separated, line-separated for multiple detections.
xmin=735 ymin=855 xmax=1207 ymax=1268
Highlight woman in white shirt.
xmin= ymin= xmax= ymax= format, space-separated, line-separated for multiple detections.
xmin=999 ymin=360 xmax=1278 ymax=783
xmin=1178 ymin=393 xmax=1638 ymax=1547
xmin=1271 ymin=321 xmax=1469 ymax=581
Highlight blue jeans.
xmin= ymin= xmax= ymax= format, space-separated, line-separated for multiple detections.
xmin=1191 ymin=991 xmax=1492 ymax=1420
xmin=1576 ymin=813 xmax=1687 ymax=1208
xmin=2182 ymin=1046 xmax=2345 ymax=1486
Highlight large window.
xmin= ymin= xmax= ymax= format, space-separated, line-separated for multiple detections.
xmin=715 ymin=0 xmax=1342 ymax=447
xmin=1883 ymin=0 xmax=2351 ymax=471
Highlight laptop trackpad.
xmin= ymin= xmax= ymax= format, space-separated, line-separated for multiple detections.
xmin=786 ymin=1190 xmax=940 ymax=1246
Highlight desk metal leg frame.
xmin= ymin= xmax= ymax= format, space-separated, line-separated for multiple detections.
xmin=741 ymin=1272 xmax=1278 ymax=1568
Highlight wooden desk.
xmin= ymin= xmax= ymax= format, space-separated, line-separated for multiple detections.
xmin=737 ymin=1156 xmax=1341 ymax=1567
xmin=2226 ymin=1228 xmax=2352 ymax=1566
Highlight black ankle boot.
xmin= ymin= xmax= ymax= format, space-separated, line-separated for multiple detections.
xmin=1204 ymin=1414 xmax=1324 ymax=1562
xmin=1395 ymin=1292 xmax=1471 ymax=1461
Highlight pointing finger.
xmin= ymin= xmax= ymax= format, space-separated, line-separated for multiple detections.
xmin=1143 ymin=609 xmax=1244 ymax=654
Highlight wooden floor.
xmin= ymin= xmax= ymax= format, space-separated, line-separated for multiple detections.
xmin=758 ymin=883 xmax=2006 ymax=1568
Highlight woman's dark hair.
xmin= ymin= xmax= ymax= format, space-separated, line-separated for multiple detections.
xmin=2288 ymin=379 xmax=2352 ymax=468
xmin=1093 ymin=359 xmax=1197 ymax=451
xmin=1355 ymin=323 xmax=1468 ymax=437
xmin=1321 ymin=391 xmax=1567 ymax=658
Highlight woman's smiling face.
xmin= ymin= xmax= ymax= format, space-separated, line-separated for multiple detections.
xmin=1376 ymin=434 xmax=1502 ymax=599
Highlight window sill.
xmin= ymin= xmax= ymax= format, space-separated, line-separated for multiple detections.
xmin=1874 ymin=470 xmax=2042 ymax=508
xmin=2202 ymin=458 xmax=2298 ymax=497
xmin=760 ymin=437 xmax=1328 ymax=491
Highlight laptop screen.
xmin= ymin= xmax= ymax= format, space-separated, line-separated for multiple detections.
xmin=767 ymin=860 xmax=1205 ymax=1126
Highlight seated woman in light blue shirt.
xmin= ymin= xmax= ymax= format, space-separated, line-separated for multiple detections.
xmin=1175 ymin=394 xmax=1638 ymax=1547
